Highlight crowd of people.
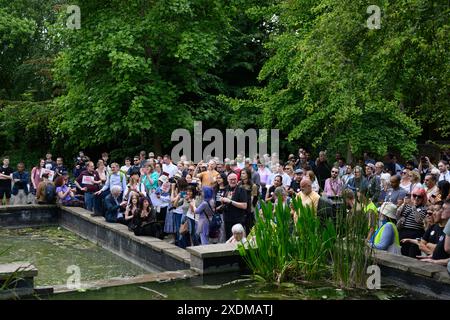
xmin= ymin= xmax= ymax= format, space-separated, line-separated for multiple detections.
xmin=1 ymin=148 xmax=449 ymax=274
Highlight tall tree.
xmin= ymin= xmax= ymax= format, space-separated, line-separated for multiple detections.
xmin=235 ymin=0 xmax=448 ymax=159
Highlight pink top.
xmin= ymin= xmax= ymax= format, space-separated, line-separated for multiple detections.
xmin=323 ymin=178 xmax=343 ymax=197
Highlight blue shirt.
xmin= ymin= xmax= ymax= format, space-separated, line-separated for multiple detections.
xmin=370 ymin=221 xmax=395 ymax=250
xmin=384 ymin=187 xmax=407 ymax=204
xmin=100 ymin=172 xmax=127 ymax=193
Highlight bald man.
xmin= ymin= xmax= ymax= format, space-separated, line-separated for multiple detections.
xmin=297 ymin=178 xmax=320 ymax=213
xmin=220 ymin=173 xmax=248 ymax=239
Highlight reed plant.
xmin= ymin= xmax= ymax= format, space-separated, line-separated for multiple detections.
xmin=239 ymin=194 xmax=373 ymax=289
xmin=239 ymin=196 xmax=335 ymax=283
xmin=330 ymin=198 xmax=372 ymax=288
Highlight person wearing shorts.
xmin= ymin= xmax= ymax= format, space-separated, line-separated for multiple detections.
xmin=0 ymin=157 xmax=13 ymax=205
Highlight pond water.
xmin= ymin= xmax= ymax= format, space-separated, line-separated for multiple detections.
xmin=48 ymin=272 xmax=431 ymax=300
xmin=0 ymin=226 xmax=157 ymax=286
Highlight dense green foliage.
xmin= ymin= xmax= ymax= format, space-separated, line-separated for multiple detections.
xmin=236 ymin=0 xmax=449 ymax=159
xmin=0 ymin=0 xmax=448 ymax=164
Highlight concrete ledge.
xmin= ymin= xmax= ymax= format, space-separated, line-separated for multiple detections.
xmin=0 ymin=205 xmax=59 ymax=228
xmin=374 ymin=250 xmax=449 ymax=278
xmin=51 ymin=269 xmax=198 ymax=294
xmin=60 ymin=206 xmax=190 ymax=272
xmin=373 ymin=250 xmax=450 ymax=299
xmin=187 ymin=243 xmax=245 ymax=274
xmin=0 ymin=262 xmax=37 ymax=300
xmin=0 ymin=262 xmax=37 ymax=280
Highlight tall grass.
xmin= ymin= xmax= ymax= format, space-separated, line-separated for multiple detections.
xmin=239 ymin=195 xmax=372 ymax=288
xmin=330 ymin=199 xmax=372 ymax=288
xmin=239 ymin=197 xmax=335 ymax=283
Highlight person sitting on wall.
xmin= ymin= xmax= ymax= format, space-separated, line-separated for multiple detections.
xmin=226 ymin=223 xmax=247 ymax=244
xmin=36 ymin=173 xmax=55 ymax=204
xmin=104 ymin=185 xmax=127 ymax=223
xmin=401 ymin=203 xmax=445 ymax=256
xmin=54 ymin=175 xmax=84 ymax=207
xmin=368 ymin=202 xmax=401 ymax=255
xmin=417 ymin=199 xmax=450 ymax=266
xmin=131 ymin=197 xmax=163 ymax=239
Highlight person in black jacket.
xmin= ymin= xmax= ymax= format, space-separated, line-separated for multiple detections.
xmin=104 ymin=186 xmax=127 ymax=223
xmin=314 ymin=151 xmax=331 ymax=191
xmin=131 ymin=197 xmax=163 ymax=238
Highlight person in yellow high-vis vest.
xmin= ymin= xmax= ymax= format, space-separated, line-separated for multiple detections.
xmin=369 ymin=202 xmax=401 ymax=255
xmin=365 ymin=200 xmax=378 ymax=241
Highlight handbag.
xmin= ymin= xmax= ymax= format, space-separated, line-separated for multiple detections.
xmin=396 ymin=204 xmax=406 ymax=230
xmin=179 ymin=219 xmax=189 ymax=235
xmin=206 ymin=202 xmax=222 ymax=238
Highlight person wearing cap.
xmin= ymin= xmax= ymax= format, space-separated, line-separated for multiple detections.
xmin=288 ymin=169 xmax=303 ymax=196
xmin=368 ymin=202 xmax=401 ymax=254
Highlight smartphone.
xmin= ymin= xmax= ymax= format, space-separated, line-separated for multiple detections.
xmin=180 ymin=191 xmax=186 ymax=198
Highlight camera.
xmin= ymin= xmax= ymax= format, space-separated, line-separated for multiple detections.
xmin=169 ymin=177 xmax=176 ymax=184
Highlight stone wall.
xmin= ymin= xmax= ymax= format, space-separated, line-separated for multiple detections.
xmin=59 ymin=207 xmax=190 ymax=272
xmin=0 ymin=205 xmax=59 ymax=228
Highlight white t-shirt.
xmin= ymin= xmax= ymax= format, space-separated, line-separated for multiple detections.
xmin=439 ymin=171 xmax=450 ymax=183
xmin=162 ymin=162 xmax=178 ymax=178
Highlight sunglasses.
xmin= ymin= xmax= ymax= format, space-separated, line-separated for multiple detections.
xmin=401 ymin=171 xmax=407 ymax=175
xmin=331 ymin=171 xmax=338 ymax=174
xmin=412 ymin=194 xmax=423 ymax=199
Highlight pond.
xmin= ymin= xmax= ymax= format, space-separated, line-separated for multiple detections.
xmin=0 ymin=226 xmax=158 ymax=286
xmin=47 ymin=272 xmax=431 ymax=300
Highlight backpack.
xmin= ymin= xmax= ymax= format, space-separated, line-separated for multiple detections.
xmin=206 ymin=202 xmax=222 ymax=238
xmin=45 ymin=183 xmax=56 ymax=204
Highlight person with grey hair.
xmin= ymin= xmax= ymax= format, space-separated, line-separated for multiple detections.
xmin=104 ymin=185 xmax=127 ymax=223
xmin=273 ymin=186 xmax=291 ymax=211
xmin=226 ymin=223 xmax=247 ymax=244
xmin=95 ymin=162 xmax=127 ymax=196
xmin=346 ymin=166 xmax=368 ymax=197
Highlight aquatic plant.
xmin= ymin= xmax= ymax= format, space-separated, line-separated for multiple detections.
xmin=239 ymin=195 xmax=372 ymax=288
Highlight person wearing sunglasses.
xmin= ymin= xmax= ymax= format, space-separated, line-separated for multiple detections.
xmin=323 ymin=167 xmax=343 ymax=198
xmin=397 ymin=188 xmax=428 ymax=258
